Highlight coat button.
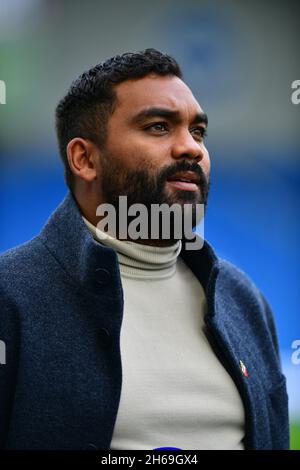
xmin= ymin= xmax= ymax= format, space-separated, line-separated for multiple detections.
xmin=98 ymin=327 xmax=112 ymax=348
xmin=95 ymin=268 xmax=111 ymax=286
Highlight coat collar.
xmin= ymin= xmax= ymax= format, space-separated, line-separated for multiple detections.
xmin=38 ymin=191 xmax=220 ymax=315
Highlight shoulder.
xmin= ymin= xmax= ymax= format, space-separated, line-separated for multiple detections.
xmin=216 ymin=255 xmax=280 ymax=351
xmin=0 ymin=236 xmax=45 ymax=275
xmin=0 ymin=235 xmax=56 ymax=299
xmin=216 ymin=255 xmax=274 ymax=325
xmin=219 ymin=257 xmax=259 ymax=287
xmin=217 ymin=256 xmax=264 ymax=303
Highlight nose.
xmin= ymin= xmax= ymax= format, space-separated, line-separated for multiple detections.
xmin=170 ymin=129 xmax=206 ymax=162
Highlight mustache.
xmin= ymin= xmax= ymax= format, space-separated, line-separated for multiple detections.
xmin=158 ymin=160 xmax=209 ymax=194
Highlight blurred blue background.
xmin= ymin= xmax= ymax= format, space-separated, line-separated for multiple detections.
xmin=0 ymin=0 xmax=299 ymax=447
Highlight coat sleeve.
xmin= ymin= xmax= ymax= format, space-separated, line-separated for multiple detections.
xmin=0 ymin=287 xmax=20 ymax=449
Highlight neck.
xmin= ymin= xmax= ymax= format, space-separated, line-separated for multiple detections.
xmin=126 ymin=237 xmax=178 ymax=247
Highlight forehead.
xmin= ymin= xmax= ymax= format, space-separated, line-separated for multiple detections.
xmin=111 ymin=74 xmax=204 ymax=119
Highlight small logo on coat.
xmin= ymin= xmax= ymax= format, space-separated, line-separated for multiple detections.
xmin=239 ymin=360 xmax=248 ymax=377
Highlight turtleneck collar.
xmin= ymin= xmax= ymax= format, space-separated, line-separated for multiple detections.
xmin=82 ymin=216 xmax=182 ymax=280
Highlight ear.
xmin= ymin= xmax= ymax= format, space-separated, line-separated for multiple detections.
xmin=66 ymin=138 xmax=98 ymax=183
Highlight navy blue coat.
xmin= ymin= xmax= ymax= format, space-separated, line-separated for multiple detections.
xmin=0 ymin=191 xmax=289 ymax=449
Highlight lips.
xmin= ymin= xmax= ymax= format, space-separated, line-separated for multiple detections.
xmin=166 ymin=171 xmax=200 ymax=185
xmin=166 ymin=171 xmax=200 ymax=192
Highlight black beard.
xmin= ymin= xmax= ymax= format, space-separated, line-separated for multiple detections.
xmin=99 ymin=154 xmax=210 ymax=241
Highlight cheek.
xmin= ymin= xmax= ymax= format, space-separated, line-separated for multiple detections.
xmin=127 ymin=140 xmax=166 ymax=170
xmin=201 ymin=146 xmax=211 ymax=177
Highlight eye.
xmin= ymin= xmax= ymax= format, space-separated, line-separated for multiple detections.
xmin=145 ymin=122 xmax=168 ymax=132
xmin=191 ymin=127 xmax=207 ymax=140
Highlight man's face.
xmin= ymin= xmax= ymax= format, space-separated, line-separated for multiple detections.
xmin=96 ymin=73 xmax=210 ymax=238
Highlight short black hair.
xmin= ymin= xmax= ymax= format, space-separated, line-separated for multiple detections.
xmin=55 ymin=48 xmax=183 ymax=190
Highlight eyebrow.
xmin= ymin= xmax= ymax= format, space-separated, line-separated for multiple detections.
xmin=130 ymin=106 xmax=208 ymax=126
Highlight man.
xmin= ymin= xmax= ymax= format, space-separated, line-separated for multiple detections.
xmin=0 ymin=49 xmax=289 ymax=450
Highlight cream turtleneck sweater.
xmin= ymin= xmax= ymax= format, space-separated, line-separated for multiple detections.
xmin=83 ymin=216 xmax=245 ymax=450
